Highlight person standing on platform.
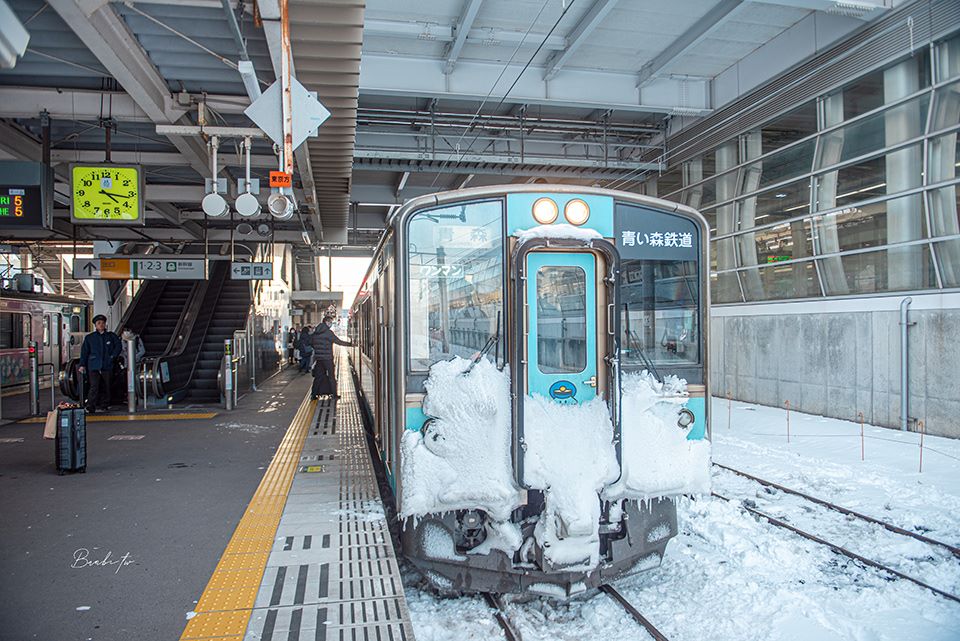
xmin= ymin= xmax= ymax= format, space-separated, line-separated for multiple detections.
xmin=78 ymin=314 xmax=122 ymax=413
xmin=119 ymin=329 xmax=145 ymax=372
xmin=288 ymin=326 xmax=299 ymax=365
xmin=298 ymin=324 xmax=314 ymax=373
xmin=310 ymin=314 xmax=353 ymax=399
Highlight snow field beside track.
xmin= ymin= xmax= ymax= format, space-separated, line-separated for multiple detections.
xmin=403 ymin=399 xmax=960 ymax=641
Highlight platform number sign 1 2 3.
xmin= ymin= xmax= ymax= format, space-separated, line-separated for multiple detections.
xmin=71 ymin=165 xmax=142 ymax=223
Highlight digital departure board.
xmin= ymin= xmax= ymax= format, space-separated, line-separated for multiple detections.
xmin=0 ymin=185 xmax=45 ymax=229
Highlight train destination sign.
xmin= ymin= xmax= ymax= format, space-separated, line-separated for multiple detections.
xmin=73 ymin=257 xmax=207 ymax=280
xmin=0 ymin=186 xmax=44 ymax=228
xmin=614 ymin=203 xmax=699 ymax=261
xmin=0 ymin=162 xmax=52 ymax=230
xmin=230 ymin=261 xmax=273 ymax=280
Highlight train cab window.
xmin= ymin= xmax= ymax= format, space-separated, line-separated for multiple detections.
xmin=620 ymin=259 xmax=700 ymax=367
xmin=536 ymin=266 xmax=587 ymax=374
xmin=69 ymin=315 xmax=81 ymax=333
xmin=407 ymin=200 xmax=504 ymax=370
xmin=0 ymin=312 xmax=29 ymax=349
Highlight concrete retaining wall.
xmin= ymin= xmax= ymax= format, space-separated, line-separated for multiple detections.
xmin=710 ymin=294 xmax=960 ymax=438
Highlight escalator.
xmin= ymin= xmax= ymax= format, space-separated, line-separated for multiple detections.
xmin=136 ymin=281 xmax=195 ymax=356
xmin=59 ymin=278 xmax=199 ymax=401
xmin=60 ymin=261 xmax=251 ymax=407
xmin=185 ymin=273 xmax=250 ymax=402
xmin=145 ymin=261 xmax=251 ymax=404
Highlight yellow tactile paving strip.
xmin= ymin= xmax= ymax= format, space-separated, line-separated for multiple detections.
xmin=179 ymin=392 xmax=316 ymax=641
xmin=20 ymin=412 xmax=219 ymax=424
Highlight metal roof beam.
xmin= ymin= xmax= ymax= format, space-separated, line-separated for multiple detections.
xmin=354 ymin=148 xmax=661 ymax=171
xmin=148 ymin=202 xmax=202 ymax=239
xmin=543 ymin=0 xmax=619 ymax=80
xmin=395 ymin=170 xmax=409 ymax=197
xmin=361 ymin=53 xmax=711 ymax=115
xmin=364 ymin=18 xmax=567 ymax=51
xmin=0 ymin=120 xmax=41 ymax=162
xmin=352 ymin=159 xmax=662 ymax=181
xmin=45 ymin=0 xmax=212 ymax=179
xmin=50 ymin=149 xmax=277 ymax=169
xmin=0 ymin=87 xmax=251 ymax=121
xmin=443 ymin=0 xmax=484 ymax=75
xmin=636 ymin=0 xmax=744 ymax=88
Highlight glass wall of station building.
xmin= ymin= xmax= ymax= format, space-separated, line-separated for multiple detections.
xmin=655 ymin=32 xmax=960 ymax=304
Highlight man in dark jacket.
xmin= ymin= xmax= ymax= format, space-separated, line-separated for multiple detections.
xmin=78 ymin=314 xmax=122 ymax=413
xmin=309 ymin=315 xmax=352 ymax=399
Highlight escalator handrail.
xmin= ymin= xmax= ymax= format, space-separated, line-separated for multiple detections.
xmin=116 ymin=279 xmax=165 ymax=337
xmin=156 ymin=280 xmax=207 ymax=358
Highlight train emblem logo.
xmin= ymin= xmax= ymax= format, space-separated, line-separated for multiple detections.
xmin=549 ymin=380 xmax=577 ymax=402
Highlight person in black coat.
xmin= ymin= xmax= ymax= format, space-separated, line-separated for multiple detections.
xmin=309 ymin=315 xmax=352 ymax=399
xmin=297 ymin=325 xmax=313 ymax=373
xmin=78 ymin=314 xmax=123 ymax=413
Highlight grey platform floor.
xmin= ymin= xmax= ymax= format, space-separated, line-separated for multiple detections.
xmin=0 ymin=367 xmax=312 ymax=641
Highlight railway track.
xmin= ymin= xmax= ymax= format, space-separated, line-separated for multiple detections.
xmin=483 ymin=593 xmax=522 ymax=641
xmin=714 ymin=463 xmax=960 ymax=558
xmin=712 ymin=487 xmax=960 ymax=604
xmin=599 ymin=585 xmax=670 ymax=641
xmin=483 ymin=586 xmax=671 ymax=641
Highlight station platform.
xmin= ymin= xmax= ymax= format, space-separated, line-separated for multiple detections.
xmin=0 ymin=355 xmax=414 ymax=641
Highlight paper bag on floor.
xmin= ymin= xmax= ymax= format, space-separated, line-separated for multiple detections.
xmin=43 ymin=410 xmax=57 ymax=439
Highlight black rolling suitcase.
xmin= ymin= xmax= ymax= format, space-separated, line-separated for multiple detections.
xmin=55 ymin=407 xmax=87 ymax=474
xmin=56 ymin=372 xmax=87 ymax=475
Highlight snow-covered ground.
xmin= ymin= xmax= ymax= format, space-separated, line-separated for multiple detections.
xmin=404 ymin=398 xmax=960 ymax=641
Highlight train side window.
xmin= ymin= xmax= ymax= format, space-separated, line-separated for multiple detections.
xmin=407 ymin=199 xmax=503 ymax=370
xmin=0 ymin=312 xmax=29 ymax=349
xmin=43 ymin=315 xmax=51 ymax=346
xmin=536 ymin=266 xmax=587 ymax=374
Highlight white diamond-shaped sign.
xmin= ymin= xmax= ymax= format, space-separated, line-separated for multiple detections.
xmin=245 ymin=78 xmax=331 ymax=151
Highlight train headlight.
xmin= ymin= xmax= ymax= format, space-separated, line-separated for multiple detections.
xmin=564 ymin=198 xmax=590 ymax=226
xmin=677 ymin=408 xmax=695 ymax=430
xmin=532 ymin=197 xmax=559 ymax=224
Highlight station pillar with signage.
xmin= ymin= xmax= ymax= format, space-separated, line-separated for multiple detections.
xmin=92 ymin=241 xmax=127 ymax=328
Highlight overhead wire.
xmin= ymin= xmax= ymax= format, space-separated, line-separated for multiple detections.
xmin=428 ymin=0 xmax=577 ymax=188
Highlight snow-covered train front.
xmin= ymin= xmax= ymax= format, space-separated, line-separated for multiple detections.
xmin=349 ymin=186 xmax=711 ymax=597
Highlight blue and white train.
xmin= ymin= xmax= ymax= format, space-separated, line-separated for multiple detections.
xmin=349 ymin=185 xmax=710 ymax=597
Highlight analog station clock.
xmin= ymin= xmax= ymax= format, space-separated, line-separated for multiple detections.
xmin=70 ymin=164 xmax=144 ymax=225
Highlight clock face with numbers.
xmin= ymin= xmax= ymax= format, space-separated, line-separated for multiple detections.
xmin=70 ymin=165 xmax=143 ymax=225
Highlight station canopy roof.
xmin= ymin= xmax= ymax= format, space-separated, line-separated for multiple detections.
xmin=0 ymin=0 xmax=893 ymax=288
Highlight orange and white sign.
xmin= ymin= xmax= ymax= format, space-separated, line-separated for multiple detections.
xmin=269 ymin=171 xmax=292 ymax=188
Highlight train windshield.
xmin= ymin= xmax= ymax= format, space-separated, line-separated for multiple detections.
xmin=620 ymin=259 xmax=700 ymax=367
xmin=407 ymin=199 xmax=504 ymax=370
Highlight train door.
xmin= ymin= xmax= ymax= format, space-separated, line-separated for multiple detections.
xmin=42 ymin=313 xmax=62 ymax=369
xmin=524 ymin=251 xmax=601 ymax=404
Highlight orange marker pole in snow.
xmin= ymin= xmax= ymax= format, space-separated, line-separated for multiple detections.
xmin=918 ymin=420 xmax=925 ymax=473
xmin=858 ymin=412 xmax=865 ymax=461
xmin=785 ymin=400 xmax=791 ymax=443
